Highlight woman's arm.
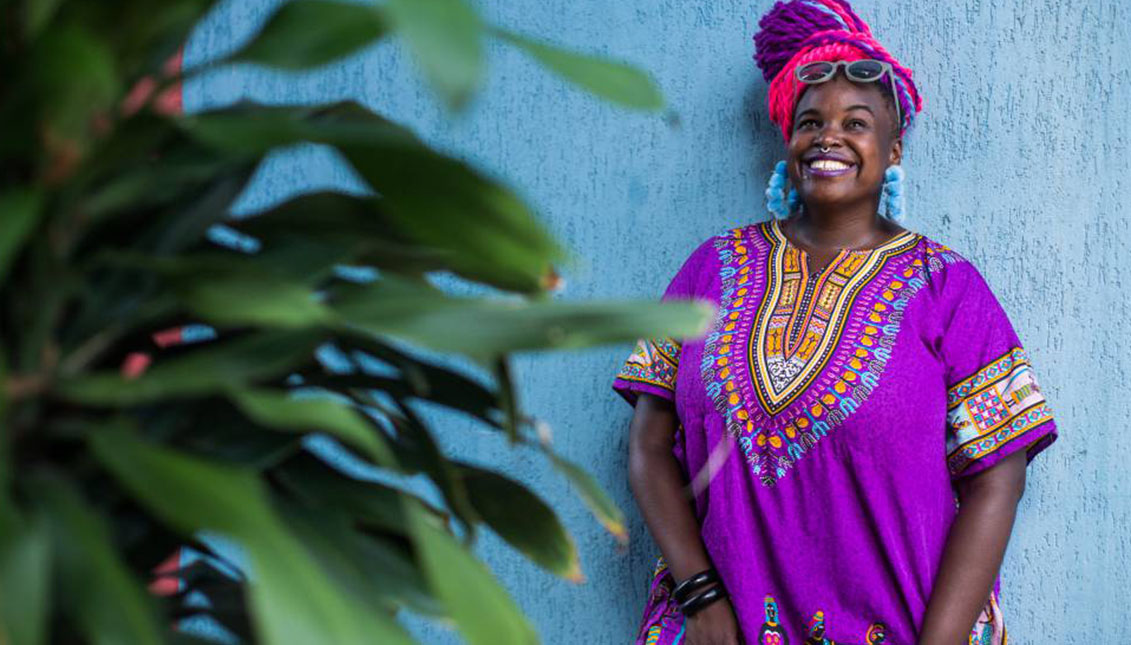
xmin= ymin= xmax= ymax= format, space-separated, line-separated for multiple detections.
xmin=918 ymin=449 xmax=1028 ymax=645
xmin=628 ymin=393 xmax=741 ymax=645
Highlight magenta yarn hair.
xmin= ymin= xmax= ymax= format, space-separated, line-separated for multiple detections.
xmin=753 ymin=0 xmax=923 ymax=141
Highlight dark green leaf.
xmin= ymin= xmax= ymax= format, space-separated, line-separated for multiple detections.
xmin=0 ymin=189 xmax=42 ymax=285
xmin=25 ymin=0 xmax=64 ymax=37
xmin=35 ymin=476 xmax=165 ymax=645
xmin=280 ymin=503 xmax=440 ymax=616
xmin=32 ymin=21 xmax=119 ymax=159
xmin=0 ymin=353 xmax=6 ymax=493
xmin=230 ymin=0 xmax=388 ymax=70
xmin=460 ymin=464 xmax=582 ymax=581
xmin=495 ymin=28 xmax=664 ymax=110
xmin=60 ymin=0 xmax=211 ymax=78
xmin=59 ymin=331 xmax=322 ymax=406
xmin=93 ymin=250 xmax=346 ymax=327
xmin=275 ymin=454 xmax=412 ymax=534
xmin=186 ymin=103 xmax=561 ymax=292
xmin=338 ymin=335 xmax=501 ymax=427
xmin=89 ymin=425 xmax=414 ymax=645
xmin=407 ymin=503 xmax=536 ymax=645
xmin=0 ymin=511 xmax=51 ymax=645
xmin=335 ymin=387 xmax=480 ymax=538
xmin=331 ymin=278 xmax=713 ymax=359
xmin=538 ymin=445 xmax=627 ymax=544
xmin=493 ymin=357 xmax=519 ymax=441
xmin=181 ymin=276 xmax=334 ymax=329
xmin=231 ymin=192 xmax=453 ymax=278
xmin=228 ymin=388 xmax=397 ymax=468
xmin=73 ymin=114 xmax=254 ymax=225
xmin=178 ymin=409 xmax=304 ymax=470
xmin=385 ymin=0 xmax=484 ymax=110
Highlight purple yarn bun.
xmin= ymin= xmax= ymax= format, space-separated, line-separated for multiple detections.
xmin=753 ymin=0 xmax=870 ymax=83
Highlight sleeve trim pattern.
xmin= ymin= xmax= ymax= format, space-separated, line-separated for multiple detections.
xmin=945 ymin=346 xmax=1055 ymax=475
xmin=614 ymin=337 xmax=681 ymax=396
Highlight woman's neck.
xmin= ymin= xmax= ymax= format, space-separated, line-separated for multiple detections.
xmin=787 ymin=199 xmax=903 ymax=251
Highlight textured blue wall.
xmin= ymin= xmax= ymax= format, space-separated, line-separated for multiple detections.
xmin=186 ymin=0 xmax=1127 ymax=642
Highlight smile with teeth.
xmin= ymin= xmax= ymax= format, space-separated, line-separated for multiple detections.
xmin=808 ymin=159 xmax=853 ymax=171
xmin=805 ymin=158 xmax=856 ymax=177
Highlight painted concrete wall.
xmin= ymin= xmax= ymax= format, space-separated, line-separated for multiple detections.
xmin=186 ymin=0 xmax=1128 ymax=641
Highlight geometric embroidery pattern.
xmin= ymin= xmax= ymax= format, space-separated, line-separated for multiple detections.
xmin=946 ymin=347 xmax=1054 ymax=476
xmin=615 ymin=337 xmax=681 ymax=397
xmin=968 ymin=389 xmax=1009 ymax=430
xmin=700 ymin=220 xmax=961 ymax=486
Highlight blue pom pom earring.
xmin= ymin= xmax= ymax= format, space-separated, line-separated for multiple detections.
xmin=880 ymin=165 xmax=906 ymax=223
xmin=765 ymin=160 xmax=795 ymax=220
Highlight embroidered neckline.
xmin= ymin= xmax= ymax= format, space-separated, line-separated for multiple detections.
xmin=751 ymin=221 xmax=922 ymax=415
xmin=700 ymin=221 xmax=957 ymax=486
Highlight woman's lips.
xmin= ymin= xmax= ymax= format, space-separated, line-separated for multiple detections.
xmin=804 ymin=159 xmax=856 ymax=178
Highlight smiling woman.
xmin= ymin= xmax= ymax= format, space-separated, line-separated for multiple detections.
xmin=613 ymin=1 xmax=1059 ymax=644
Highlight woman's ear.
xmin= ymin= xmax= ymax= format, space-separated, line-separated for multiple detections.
xmin=889 ymin=139 xmax=903 ymax=166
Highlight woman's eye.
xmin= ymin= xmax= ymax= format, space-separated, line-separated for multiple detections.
xmin=798 ymin=119 xmax=819 ymax=129
xmin=847 ymin=119 xmax=868 ymax=129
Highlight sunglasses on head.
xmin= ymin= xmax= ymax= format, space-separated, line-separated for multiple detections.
xmin=794 ymin=59 xmax=902 ymax=132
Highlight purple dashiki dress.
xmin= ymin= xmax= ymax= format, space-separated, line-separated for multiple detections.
xmin=613 ymin=219 xmax=1058 ymax=645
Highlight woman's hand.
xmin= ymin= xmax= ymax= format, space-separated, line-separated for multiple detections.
xmin=684 ymin=595 xmax=744 ymax=645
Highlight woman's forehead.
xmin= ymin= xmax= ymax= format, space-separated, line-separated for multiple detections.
xmin=795 ymin=76 xmax=888 ymax=114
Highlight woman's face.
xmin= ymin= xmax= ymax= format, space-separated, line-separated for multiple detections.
xmin=786 ymin=74 xmax=902 ymax=212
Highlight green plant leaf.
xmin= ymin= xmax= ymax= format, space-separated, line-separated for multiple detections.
xmin=73 ymin=115 xmax=255 ymax=225
xmin=59 ymin=330 xmax=322 ymax=406
xmin=231 ymin=192 xmax=468 ymax=279
xmin=179 ymin=274 xmax=334 ymax=329
xmin=539 ymin=447 xmax=626 ymax=544
xmin=24 ymin=0 xmax=64 ymax=38
xmin=0 ymin=510 xmax=51 ymax=645
xmin=177 ymin=403 xmax=305 ymax=470
xmin=407 ymin=503 xmax=537 ymax=645
xmin=63 ymin=0 xmax=210 ymax=78
xmin=186 ymin=103 xmax=562 ymax=292
xmin=335 ymin=335 xmax=503 ymax=428
xmin=0 ymin=189 xmax=43 ymax=285
xmin=494 ymin=28 xmax=664 ymax=111
xmin=89 ymin=425 xmax=413 ymax=645
xmin=35 ymin=476 xmax=165 ymax=645
xmin=274 ymin=453 xmax=412 ymax=533
xmin=460 ymin=464 xmax=582 ymax=581
xmin=279 ymin=502 xmax=441 ymax=616
xmin=228 ymin=388 xmax=397 ymax=468
xmin=230 ymin=0 xmax=388 ymax=70
xmin=493 ymin=357 xmax=519 ymax=442
xmin=0 ymin=351 xmax=7 ymax=491
xmin=384 ymin=0 xmax=483 ymax=110
xmin=331 ymin=278 xmax=714 ymax=359
xmin=32 ymin=22 xmax=120 ymax=148
xmin=332 ymin=386 xmax=481 ymax=538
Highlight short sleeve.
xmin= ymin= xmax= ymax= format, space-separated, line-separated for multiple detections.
xmin=935 ymin=260 xmax=1059 ymax=480
xmin=612 ymin=237 xmax=715 ymax=406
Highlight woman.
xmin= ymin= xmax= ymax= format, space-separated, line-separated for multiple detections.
xmin=612 ymin=1 xmax=1058 ymax=643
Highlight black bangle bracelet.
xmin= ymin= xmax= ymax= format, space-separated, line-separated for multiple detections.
xmin=679 ymin=584 xmax=728 ymax=617
xmin=672 ymin=568 xmax=719 ymax=604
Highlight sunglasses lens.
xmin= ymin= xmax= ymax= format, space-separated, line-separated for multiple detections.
xmin=846 ymin=60 xmax=885 ymax=81
xmin=797 ymin=61 xmax=835 ymax=82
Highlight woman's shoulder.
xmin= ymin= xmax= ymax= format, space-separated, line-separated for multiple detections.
xmin=903 ymin=229 xmax=988 ymax=281
xmin=897 ymin=229 xmax=1008 ymax=317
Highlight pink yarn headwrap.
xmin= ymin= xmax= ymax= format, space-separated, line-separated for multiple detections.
xmin=754 ymin=1 xmax=924 ymax=141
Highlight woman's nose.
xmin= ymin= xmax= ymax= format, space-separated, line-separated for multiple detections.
xmin=813 ymin=127 xmax=844 ymax=148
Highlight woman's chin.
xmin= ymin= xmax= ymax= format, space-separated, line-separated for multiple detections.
xmin=796 ymin=190 xmax=859 ymax=211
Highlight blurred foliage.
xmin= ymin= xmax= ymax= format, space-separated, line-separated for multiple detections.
xmin=0 ymin=0 xmax=705 ymax=643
